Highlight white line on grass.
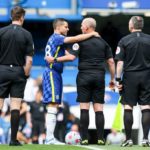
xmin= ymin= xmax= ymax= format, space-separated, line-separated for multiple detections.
xmin=76 ymin=145 xmax=104 ymax=150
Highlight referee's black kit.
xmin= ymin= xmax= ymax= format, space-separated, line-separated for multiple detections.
xmin=115 ymin=31 xmax=150 ymax=106
xmin=70 ymin=36 xmax=113 ymax=103
xmin=0 ymin=24 xmax=34 ymax=98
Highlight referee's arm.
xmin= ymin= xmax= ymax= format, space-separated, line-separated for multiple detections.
xmin=107 ymin=58 xmax=115 ymax=82
xmin=24 ymin=56 xmax=33 ymax=76
xmin=116 ymin=60 xmax=124 ymax=78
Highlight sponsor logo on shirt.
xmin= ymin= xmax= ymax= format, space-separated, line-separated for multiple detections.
xmin=116 ymin=46 xmax=121 ymax=54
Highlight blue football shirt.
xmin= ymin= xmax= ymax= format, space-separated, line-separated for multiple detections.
xmin=45 ymin=33 xmax=65 ymax=73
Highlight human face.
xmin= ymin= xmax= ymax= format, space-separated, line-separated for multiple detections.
xmin=59 ymin=22 xmax=69 ymax=36
xmin=81 ymin=21 xmax=88 ymax=34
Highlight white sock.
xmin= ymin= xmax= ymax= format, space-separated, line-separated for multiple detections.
xmin=45 ymin=107 xmax=57 ymax=140
xmin=38 ymin=135 xmax=44 ymax=144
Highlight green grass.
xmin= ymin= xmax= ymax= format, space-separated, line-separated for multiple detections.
xmin=0 ymin=144 xmax=149 ymax=150
xmin=93 ymin=145 xmax=150 ymax=150
xmin=0 ymin=145 xmax=86 ymax=150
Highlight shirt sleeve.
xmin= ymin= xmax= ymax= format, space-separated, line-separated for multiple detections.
xmin=105 ymin=43 xmax=113 ymax=59
xmin=115 ymin=39 xmax=125 ymax=61
xmin=26 ymin=33 xmax=34 ymax=56
xmin=56 ymin=34 xmax=65 ymax=45
xmin=68 ymin=43 xmax=80 ymax=57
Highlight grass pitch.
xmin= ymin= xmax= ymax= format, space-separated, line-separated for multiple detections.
xmin=0 ymin=144 xmax=149 ymax=150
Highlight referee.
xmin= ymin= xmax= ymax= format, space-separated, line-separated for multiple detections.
xmin=0 ymin=6 xmax=34 ymax=146
xmin=115 ymin=16 xmax=150 ymax=147
xmin=47 ymin=17 xmax=115 ymax=145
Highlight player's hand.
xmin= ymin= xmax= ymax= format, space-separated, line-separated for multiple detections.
xmin=45 ymin=56 xmax=55 ymax=63
xmin=92 ymin=31 xmax=100 ymax=37
xmin=109 ymin=80 xmax=115 ymax=91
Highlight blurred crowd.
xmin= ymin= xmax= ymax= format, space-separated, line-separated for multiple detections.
xmin=0 ymin=77 xmax=80 ymax=144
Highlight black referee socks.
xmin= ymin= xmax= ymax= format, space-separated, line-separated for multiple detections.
xmin=142 ymin=109 xmax=150 ymax=139
xmin=11 ymin=109 xmax=20 ymax=142
xmin=80 ymin=109 xmax=89 ymax=140
xmin=124 ymin=109 xmax=133 ymax=140
xmin=95 ymin=111 xmax=105 ymax=140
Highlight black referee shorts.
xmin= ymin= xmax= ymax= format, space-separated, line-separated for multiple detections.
xmin=76 ymin=71 xmax=105 ymax=103
xmin=121 ymin=70 xmax=150 ymax=106
xmin=0 ymin=65 xmax=27 ymax=98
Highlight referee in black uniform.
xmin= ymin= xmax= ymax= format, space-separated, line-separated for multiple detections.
xmin=0 ymin=6 xmax=34 ymax=146
xmin=115 ymin=16 xmax=150 ymax=147
xmin=46 ymin=17 xmax=115 ymax=145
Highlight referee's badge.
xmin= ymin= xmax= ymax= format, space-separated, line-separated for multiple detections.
xmin=72 ymin=43 xmax=79 ymax=51
xmin=116 ymin=46 xmax=121 ymax=54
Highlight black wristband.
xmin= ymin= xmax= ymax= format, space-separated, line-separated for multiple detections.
xmin=54 ymin=58 xmax=57 ymax=63
xmin=115 ymin=77 xmax=121 ymax=81
xmin=116 ymin=77 xmax=122 ymax=84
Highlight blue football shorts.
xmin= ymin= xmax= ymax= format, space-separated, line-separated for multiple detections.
xmin=42 ymin=68 xmax=62 ymax=104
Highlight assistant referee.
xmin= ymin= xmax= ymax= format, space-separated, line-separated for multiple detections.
xmin=115 ymin=16 xmax=150 ymax=147
xmin=0 ymin=6 xmax=34 ymax=146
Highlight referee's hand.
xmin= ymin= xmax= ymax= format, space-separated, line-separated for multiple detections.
xmin=116 ymin=78 xmax=123 ymax=95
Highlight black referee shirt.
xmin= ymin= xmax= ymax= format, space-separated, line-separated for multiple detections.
xmin=70 ymin=37 xmax=113 ymax=72
xmin=115 ymin=31 xmax=150 ymax=71
xmin=0 ymin=24 xmax=34 ymax=66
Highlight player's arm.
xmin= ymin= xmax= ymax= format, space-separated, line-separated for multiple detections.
xmin=57 ymin=50 xmax=76 ymax=62
xmin=64 ymin=31 xmax=99 ymax=43
xmin=45 ymin=50 xmax=76 ymax=63
xmin=106 ymin=58 xmax=115 ymax=90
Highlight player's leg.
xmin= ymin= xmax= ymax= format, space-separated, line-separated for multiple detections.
xmin=43 ymin=70 xmax=64 ymax=144
xmin=45 ymin=103 xmax=58 ymax=142
xmin=45 ymin=103 xmax=65 ymax=145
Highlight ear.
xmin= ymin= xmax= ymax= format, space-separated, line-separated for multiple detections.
xmin=85 ymin=26 xmax=88 ymax=31
xmin=20 ymin=16 xmax=24 ymax=24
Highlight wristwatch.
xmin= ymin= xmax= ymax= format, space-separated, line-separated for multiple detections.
xmin=54 ymin=58 xmax=57 ymax=63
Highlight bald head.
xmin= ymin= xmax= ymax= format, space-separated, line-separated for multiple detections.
xmin=81 ymin=17 xmax=96 ymax=34
xmin=129 ymin=16 xmax=144 ymax=32
xmin=82 ymin=17 xmax=96 ymax=30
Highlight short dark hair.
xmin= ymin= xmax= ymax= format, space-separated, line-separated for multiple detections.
xmin=130 ymin=16 xmax=144 ymax=30
xmin=53 ymin=18 xmax=68 ymax=29
xmin=11 ymin=6 xmax=25 ymax=21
